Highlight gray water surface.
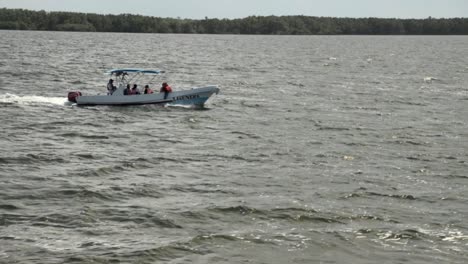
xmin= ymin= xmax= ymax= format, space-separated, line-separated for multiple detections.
xmin=1 ymin=31 xmax=467 ymax=263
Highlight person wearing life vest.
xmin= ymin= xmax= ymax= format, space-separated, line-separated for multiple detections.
xmin=107 ymin=79 xmax=116 ymax=95
xmin=144 ymin=85 xmax=154 ymax=94
xmin=160 ymin=82 xmax=172 ymax=99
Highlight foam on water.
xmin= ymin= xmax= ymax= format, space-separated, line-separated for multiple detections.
xmin=165 ymin=103 xmax=196 ymax=109
xmin=0 ymin=93 xmax=68 ymax=106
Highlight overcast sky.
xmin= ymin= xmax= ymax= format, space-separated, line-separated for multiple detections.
xmin=1 ymin=0 xmax=467 ymax=19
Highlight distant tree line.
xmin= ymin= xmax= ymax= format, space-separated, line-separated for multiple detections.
xmin=1 ymin=8 xmax=467 ymax=35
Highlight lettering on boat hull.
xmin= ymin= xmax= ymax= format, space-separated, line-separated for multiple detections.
xmin=172 ymin=94 xmax=200 ymax=101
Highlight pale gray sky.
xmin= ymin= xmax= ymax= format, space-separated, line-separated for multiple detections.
xmin=1 ymin=0 xmax=467 ymax=19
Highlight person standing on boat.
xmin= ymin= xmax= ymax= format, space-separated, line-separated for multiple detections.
xmin=144 ymin=85 xmax=154 ymax=94
xmin=130 ymin=84 xmax=141 ymax=95
xmin=107 ymin=79 xmax=117 ymax=95
xmin=160 ymin=82 xmax=172 ymax=99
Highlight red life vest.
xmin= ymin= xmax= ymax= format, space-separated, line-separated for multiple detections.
xmin=160 ymin=84 xmax=172 ymax=93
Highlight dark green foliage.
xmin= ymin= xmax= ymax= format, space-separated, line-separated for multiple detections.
xmin=0 ymin=8 xmax=467 ymax=34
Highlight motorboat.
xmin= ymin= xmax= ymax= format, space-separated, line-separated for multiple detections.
xmin=67 ymin=69 xmax=220 ymax=107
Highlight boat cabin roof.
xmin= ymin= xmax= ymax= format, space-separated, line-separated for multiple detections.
xmin=107 ymin=68 xmax=166 ymax=86
xmin=107 ymin=68 xmax=165 ymax=75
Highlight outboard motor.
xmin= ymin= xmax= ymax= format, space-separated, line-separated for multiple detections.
xmin=68 ymin=91 xmax=82 ymax=103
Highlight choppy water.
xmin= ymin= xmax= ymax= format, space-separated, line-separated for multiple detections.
xmin=1 ymin=31 xmax=468 ymax=263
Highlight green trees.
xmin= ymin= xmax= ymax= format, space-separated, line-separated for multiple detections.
xmin=0 ymin=8 xmax=467 ymax=34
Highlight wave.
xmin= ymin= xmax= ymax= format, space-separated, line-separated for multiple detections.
xmin=356 ymin=228 xmax=428 ymax=241
xmin=317 ymin=125 xmax=350 ymax=131
xmin=195 ymin=205 xmax=410 ymax=226
xmin=231 ymin=131 xmax=261 ymax=139
xmin=94 ymin=232 xmax=276 ymax=262
xmin=423 ymin=76 xmax=439 ymax=83
xmin=0 ymin=204 xmax=21 ymax=210
xmin=58 ymin=132 xmax=109 ymax=139
xmin=343 ymin=191 xmax=416 ymax=201
xmin=96 ymin=208 xmax=182 ymax=228
xmin=99 ymin=243 xmax=202 ymax=263
xmin=1 ymin=205 xmax=181 ymax=230
xmin=355 ymin=227 xmax=468 ymax=245
xmin=0 ymin=212 xmax=96 ymax=228
xmin=0 ymin=93 xmax=68 ymax=106
xmin=206 ymin=206 xmax=344 ymax=223
xmin=0 ymin=153 xmax=67 ymax=165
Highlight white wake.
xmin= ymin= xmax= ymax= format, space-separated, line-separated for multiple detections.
xmin=0 ymin=93 xmax=69 ymax=106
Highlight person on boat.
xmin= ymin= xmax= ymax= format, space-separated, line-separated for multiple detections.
xmin=107 ymin=79 xmax=117 ymax=95
xmin=160 ymin=82 xmax=172 ymax=99
xmin=144 ymin=85 xmax=154 ymax=94
xmin=123 ymin=84 xmax=131 ymax=95
xmin=130 ymin=84 xmax=141 ymax=95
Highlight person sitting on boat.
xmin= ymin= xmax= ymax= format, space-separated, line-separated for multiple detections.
xmin=130 ymin=84 xmax=141 ymax=95
xmin=123 ymin=84 xmax=131 ymax=95
xmin=144 ymin=85 xmax=154 ymax=94
xmin=107 ymin=79 xmax=117 ymax=95
xmin=160 ymin=82 xmax=172 ymax=99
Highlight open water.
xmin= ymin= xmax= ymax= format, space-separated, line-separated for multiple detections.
xmin=0 ymin=31 xmax=467 ymax=263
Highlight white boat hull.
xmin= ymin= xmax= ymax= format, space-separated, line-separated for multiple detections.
xmin=74 ymin=86 xmax=219 ymax=107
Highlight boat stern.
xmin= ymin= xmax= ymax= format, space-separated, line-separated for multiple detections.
xmin=67 ymin=91 xmax=82 ymax=103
